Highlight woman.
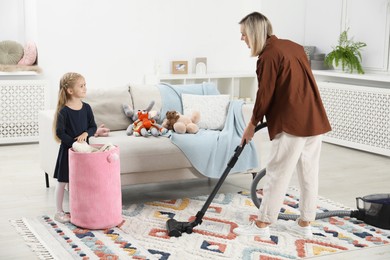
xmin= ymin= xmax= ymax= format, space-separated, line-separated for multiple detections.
xmin=234 ymin=12 xmax=331 ymax=239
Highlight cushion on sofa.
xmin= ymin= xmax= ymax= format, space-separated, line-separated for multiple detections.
xmin=18 ymin=41 xmax=37 ymax=65
xmin=182 ymin=94 xmax=230 ymax=130
xmin=157 ymin=82 xmax=221 ymax=123
xmin=0 ymin=40 xmax=24 ymax=65
xmin=84 ymin=86 xmax=133 ymax=131
xmin=129 ymin=84 xmax=162 ymax=113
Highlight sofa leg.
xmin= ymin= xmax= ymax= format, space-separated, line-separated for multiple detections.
xmin=45 ymin=172 xmax=50 ymax=188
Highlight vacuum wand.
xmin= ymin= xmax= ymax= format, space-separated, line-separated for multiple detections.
xmin=166 ymin=122 xmax=268 ymax=237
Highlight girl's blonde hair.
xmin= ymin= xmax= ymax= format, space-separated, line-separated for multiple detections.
xmin=239 ymin=12 xmax=273 ymax=57
xmin=53 ymin=72 xmax=84 ymax=142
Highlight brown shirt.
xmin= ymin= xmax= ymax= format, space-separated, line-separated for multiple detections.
xmin=251 ymin=35 xmax=331 ymax=140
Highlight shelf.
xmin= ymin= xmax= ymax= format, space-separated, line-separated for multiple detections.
xmin=146 ymin=72 xmax=257 ymax=103
xmin=0 ymin=71 xmax=39 ymax=76
xmin=312 ymin=70 xmax=390 ymax=88
xmin=158 ymin=72 xmax=256 ymax=80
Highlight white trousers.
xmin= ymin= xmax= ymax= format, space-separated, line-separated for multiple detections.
xmin=258 ymin=132 xmax=323 ymax=224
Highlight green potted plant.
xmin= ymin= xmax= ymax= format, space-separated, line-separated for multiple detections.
xmin=325 ymin=28 xmax=367 ymax=74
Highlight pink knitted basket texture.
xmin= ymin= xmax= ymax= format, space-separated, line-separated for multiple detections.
xmin=69 ymin=145 xmax=122 ymax=229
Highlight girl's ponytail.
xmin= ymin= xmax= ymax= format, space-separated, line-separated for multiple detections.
xmin=52 ymin=72 xmax=83 ymax=142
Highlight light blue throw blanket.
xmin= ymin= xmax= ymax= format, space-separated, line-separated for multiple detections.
xmin=157 ymin=83 xmax=259 ymax=178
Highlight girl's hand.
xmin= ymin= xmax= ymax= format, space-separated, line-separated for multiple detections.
xmin=241 ymin=123 xmax=256 ymax=145
xmin=75 ymin=132 xmax=88 ymax=142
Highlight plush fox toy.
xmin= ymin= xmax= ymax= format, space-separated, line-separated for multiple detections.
xmin=129 ymin=110 xmax=166 ymax=137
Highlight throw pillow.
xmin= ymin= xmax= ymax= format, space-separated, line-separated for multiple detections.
xmin=129 ymin=84 xmax=162 ymax=111
xmin=83 ymin=85 xmax=133 ymax=131
xmin=182 ymin=94 xmax=230 ymax=130
xmin=129 ymin=84 xmax=163 ymax=123
xmin=0 ymin=40 xmax=24 ymax=65
xmin=18 ymin=41 xmax=37 ymax=65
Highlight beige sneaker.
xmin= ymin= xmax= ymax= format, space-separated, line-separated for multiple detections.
xmin=233 ymin=221 xmax=271 ymax=239
xmin=287 ymin=219 xmax=313 ymax=239
xmin=54 ymin=211 xmax=71 ymax=223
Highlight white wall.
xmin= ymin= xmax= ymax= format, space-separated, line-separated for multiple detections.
xmin=0 ymin=0 xmax=25 ymax=42
xmin=260 ymin=0 xmax=306 ymax=44
xmin=33 ymin=0 xmax=260 ymax=107
xmin=303 ymin=0 xmax=390 ymax=72
xmin=303 ymin=0 xmax=343 ymax=55
xmin=2 ymin=0 xmax=389 ymax=108
xmin=261 ymin=0 xmax=390 ymax=72
xmin=345 ymin=0 xmax=390 ymax=71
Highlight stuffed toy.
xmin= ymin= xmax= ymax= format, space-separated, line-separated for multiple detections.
xmin=94 ymin=124 xmax=110 ymax=137
xmin=163 ymin=110 xmax=201 ymax=134
xmin=122 ymin=101 xmax=155 ymax=124
xmin=123 ymin=100 xmax=163 ymax=135
xmin=128 ymin=109 xmax=167 ymax=137
xmin=72 ymin=141 xmax=98 ymax=153
xmin=163 ymin=110 xmax=180 ymax=130
xmin=72 ymin=141 xmax=115 ymax=153
xmin=123 ymin=104 xmax=137 ymax=124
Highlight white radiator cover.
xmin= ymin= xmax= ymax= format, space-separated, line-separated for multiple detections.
xmin=0 ymin=80 xmax=48 ymax=144
xmin=318 ymin=82 xmax=390 ymax=156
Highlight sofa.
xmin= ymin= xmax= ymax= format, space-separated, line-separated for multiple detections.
xmin=38 ymin=82 xmax=264 ymax=188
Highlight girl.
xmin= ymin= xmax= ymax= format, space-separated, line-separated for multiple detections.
xmin=53 ymin=72 xmax=97 ymax=223
xmin=235 ymin=12 xmax=331 ymax=239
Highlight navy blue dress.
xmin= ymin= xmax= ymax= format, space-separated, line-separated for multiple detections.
xmin=53 ymin=102 xmax=97 ymax=182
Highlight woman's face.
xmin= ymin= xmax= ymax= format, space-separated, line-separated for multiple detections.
xmin=240 ymin=24 xmax=250 ymax=48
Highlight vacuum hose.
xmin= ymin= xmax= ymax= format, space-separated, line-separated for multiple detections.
xmin=250 ymin=168 xmax=361 ymax=220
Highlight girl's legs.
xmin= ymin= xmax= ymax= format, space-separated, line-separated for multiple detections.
xmin=55 ymin=181 xmax=70 ymax=223
xmin=55 ymin=182 xmax=67 ymax=213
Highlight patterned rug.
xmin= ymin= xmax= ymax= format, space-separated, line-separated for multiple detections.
xmin=11 ymin=187 xmax=390 ymax=259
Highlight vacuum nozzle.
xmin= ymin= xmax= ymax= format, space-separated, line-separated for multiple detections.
xmin=166 ymin=219 xmax=194 ymax=237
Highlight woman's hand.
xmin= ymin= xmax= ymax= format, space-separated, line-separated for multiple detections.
xmin=75 ymin=132 xmax=88 ymax=142
xmin=241 ymin=123 xmax=256 ymax=145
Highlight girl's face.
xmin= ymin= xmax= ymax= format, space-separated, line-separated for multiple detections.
xmin=240 ymin=24 xmax=250 ymax=48
xmin=68 ymin=77 xmax=87 ymax=99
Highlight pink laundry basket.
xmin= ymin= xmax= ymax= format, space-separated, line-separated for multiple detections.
xmin=69 ymin=145 xmax=122 ymax=229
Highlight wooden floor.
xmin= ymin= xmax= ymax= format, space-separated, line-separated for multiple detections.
xmin=1 ymin=138 xmax=390 ymax=259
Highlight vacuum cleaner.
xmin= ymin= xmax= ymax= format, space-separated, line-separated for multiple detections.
xmin=166 ymin=123 xmax=390 ymax=237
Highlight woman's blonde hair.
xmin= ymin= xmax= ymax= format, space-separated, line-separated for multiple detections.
xmin=239 ymin=12 xmax=273 ymax=57
xmin=53 ymin=72 xmax=84 ymax=142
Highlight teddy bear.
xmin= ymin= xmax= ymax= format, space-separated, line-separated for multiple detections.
xmin=162 ymin=110 xmax=201 ymax=134
xmin=163 ymin=110 xmax=180 ymax=130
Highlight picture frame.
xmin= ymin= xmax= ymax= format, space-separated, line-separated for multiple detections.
xmin=172 ymin=61 xmax=188 ymax=74
xmin=195 ymin=57 xmax=207 ymax=74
